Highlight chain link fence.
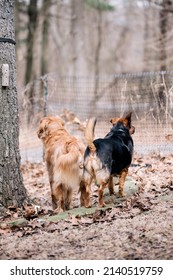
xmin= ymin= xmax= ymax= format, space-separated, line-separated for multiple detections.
xmin=18 ymin=71 xmax=173 ymax=162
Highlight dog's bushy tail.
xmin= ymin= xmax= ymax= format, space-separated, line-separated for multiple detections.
xmin=84 ymin=117 xmax=97 ymax=153
xmin=54 ymin=144 xmax=81 ymax=188
xmin=57 ymin=144 xmax=79 ymax=170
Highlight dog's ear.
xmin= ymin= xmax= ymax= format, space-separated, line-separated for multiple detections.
xmin=55 ymin=116 xmax=65 ymax=127
xmin=41 ymin=118 xmax=49 ymax=130
xmin=37 ymin=119 xmax=49 ymax=139
xmin=44 ymin=123 xmax=49 ymax=131
xmin=129 ymin=125 xmax=135 ymax=135
xmin=59 ymin=118 xmax=65 ymax=127
xmin=124 ymin=112 xmax=132 ymax=128
xmin=124 ymin=112 xmax=132 ymax=121
xmin=110 ymin=117 xmax=119 ymax=125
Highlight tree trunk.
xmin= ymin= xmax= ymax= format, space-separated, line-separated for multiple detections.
xmin=89 ymin=9 xmax=102 ymax=115
xmin=0 ymin=0 xmax=27 ymax=213
xmin=41 ymin=0 xmax=50 ymax=76
xmin=25 ymin=0 xmax=38 ymax=85
xmin=70 ymin=0 xmax=86 ymax=114
xmin=159 ymin=0 xmax=171 ymax=72
xmin=94 ymin=9 xmax=102 ymax=99
xmin=158 ymin=0 xmax=171 ymax=110
xmin=24 ymin=0 xmax=38 ymax=126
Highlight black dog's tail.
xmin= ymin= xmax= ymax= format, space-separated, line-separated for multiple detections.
xmin=84 ymin=117 xmax=97 ymax=153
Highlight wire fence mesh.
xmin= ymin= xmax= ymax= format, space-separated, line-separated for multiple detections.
xmin=18 ymin=70 xmax=173 ymax=162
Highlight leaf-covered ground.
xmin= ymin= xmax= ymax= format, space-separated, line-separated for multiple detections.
xmin=0 ymin=153 xmax=173 ymax=260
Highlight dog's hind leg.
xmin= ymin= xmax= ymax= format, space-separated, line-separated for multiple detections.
xmin=83 ymin=171 xmax=92 ymax=208
xmin=51 ymin=193 xmax=58 ymax=210
xmin=108 ymin=176 xmax=114 ymax=195
xmin=98 ymin=181 xmax=108 ymax=208
xmin=49 ymin=179 xmax=57 ymax=210
xmin=97 ymin=169 xmax=110 ymax=207
xmin=119 ymin=168 xmax=128 ymax=197
xmin=79 ymin=180 xmax=86 ymax=207
xmin=65 ymin=187 xmax=72 ymax=210
xmin=85 ymin=183 xmax=92 ymax=208
xmin=52 ymin=183 xmax=64 ymax=213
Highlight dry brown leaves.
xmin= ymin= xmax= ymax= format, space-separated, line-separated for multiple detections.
xmin=0 ymin=153 xmax=173 ymax=260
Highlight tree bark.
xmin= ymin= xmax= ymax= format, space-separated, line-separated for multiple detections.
xmin=0 ymin=0 xmax=27 ymax=213
xmin=158 ymin=0 xmax=172 ymax=111
xmin=24 ymin=0 xmax=38 ymax=126
xmin=41 ymin=0 xmax=50 ymax=76
xmin=70 ymin=0 xmax=86 ymax=114
xmin=89 ymin=8 xmax=102 ymax=115
xmin=25 ymin=0 xmax=38 ymax=84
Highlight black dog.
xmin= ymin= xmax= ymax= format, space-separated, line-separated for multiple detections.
xmin=83 ymin=112 xmax=134 ymax=208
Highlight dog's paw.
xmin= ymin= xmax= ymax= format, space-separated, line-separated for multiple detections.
xmin=53 ymin=207 xmax=64 ymax=214
xmin=98 ymin=202 xmax=106 ymax=208
xmin=85 ymin=204 xmax=91 ymax=208
xmin=118 ymin=192 xmax=125 ymax=197
xmin=109 ymin=190 xmax=115 ymax=196
xmin=80 ymin=201 xmax=85 ymax=207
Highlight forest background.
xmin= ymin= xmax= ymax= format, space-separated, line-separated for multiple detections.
xmin=15 ymin=0 xmax=173 ymax=161
xmin=16 ymin=0 xmax=173 ymax=86
xmin=0 ymin=0 xmax=173 ymax=261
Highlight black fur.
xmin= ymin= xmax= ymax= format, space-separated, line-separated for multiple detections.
xmin=84 ymin=121 xmax=133 ymax=175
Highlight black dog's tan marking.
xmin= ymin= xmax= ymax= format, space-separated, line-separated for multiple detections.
xmin=83 ymin=112 xmax=134 ymax=208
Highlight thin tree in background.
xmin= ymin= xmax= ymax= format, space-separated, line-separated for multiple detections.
xmin=24 ymin=0 xmax=38 ymax=126
xmin=41 ymin=0 xmax=50 ymax=76
xmin=0 ymin=0 xmax=27 ymax=214
xmin=159 ymin=0 xmax=172 ymax=111
xmin=25 ymin=0 xmax=38 ymax=84
xmin=86 ymin=0 xmax=114 ymax=114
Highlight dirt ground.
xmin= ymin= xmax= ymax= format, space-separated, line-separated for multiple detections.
xmin=0 ymin=153 xmax=173 ymax=260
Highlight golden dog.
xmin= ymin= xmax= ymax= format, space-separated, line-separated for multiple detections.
xmin=37 ymin=116 xmax=86 ymax=212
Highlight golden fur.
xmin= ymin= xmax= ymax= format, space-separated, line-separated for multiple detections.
xmin=37 ymin=116 xmax=86 ymax=212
